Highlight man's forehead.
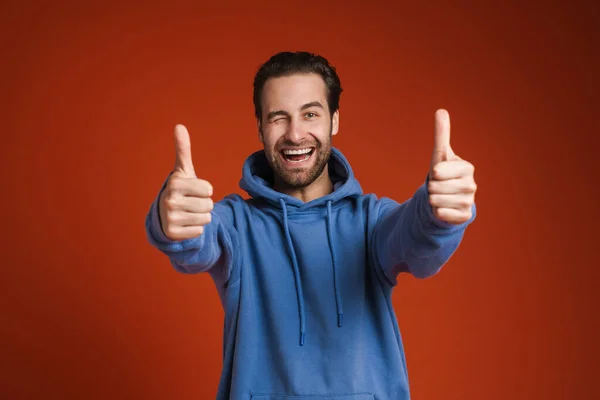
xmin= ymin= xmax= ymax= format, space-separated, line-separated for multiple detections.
xmin=262 ymin=73 xmax=327 ymax=109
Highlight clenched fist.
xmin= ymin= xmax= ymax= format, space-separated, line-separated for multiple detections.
xmin=159 ymin=124 xmax=214 ymax=241
xmin=427 ymin=109 xmax=477 ymax=225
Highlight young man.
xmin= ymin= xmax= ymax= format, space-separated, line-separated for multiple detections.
xmin=145 ymin=51 xmax=477 ymax=400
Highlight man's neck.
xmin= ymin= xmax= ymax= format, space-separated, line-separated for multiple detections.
xmin=274 ymin=166 xmax=333 ymax=203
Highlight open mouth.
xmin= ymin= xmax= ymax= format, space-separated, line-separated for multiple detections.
xmin=280 ymin=147 xmax=315 ymax=164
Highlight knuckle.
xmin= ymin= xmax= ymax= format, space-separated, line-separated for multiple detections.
xmin=164 ymin=196 xmax=177 ymax=209
xmin=459 ymin=196 xmax=470 ymax=208
xmin=165 ymin=226 xmax=178 ymax=239
xmin=434 ymin=208 xmax=444 ymax=219
xmin=461 ymin=178 xmax=476 ymax=193
xmin=205 ymin=181 xmax=214 ymax=195
xmin=427 ymin=181 xmax=435 ymax=193
xmin=166 ymin=211 xmax=180 ymax=225
xmin=167 ymin=177 xmax=179 ymax=190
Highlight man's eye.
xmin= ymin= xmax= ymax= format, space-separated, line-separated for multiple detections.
xmin=306 ymin=112 xmax=317 ymax=118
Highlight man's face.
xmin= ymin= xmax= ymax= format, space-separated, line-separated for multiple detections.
xmin=258 ymin=73 xmax=339 ymax=189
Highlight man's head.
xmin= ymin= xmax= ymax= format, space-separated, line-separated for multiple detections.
xmin=253 ymin=51 xmax=343 ymax=190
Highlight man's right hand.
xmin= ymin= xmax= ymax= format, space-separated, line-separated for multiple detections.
xmin=159 ymin=124 xmax=214 ymax=241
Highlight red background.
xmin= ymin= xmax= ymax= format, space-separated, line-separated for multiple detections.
xmin=2 ymin=1 xmax=598 ymax=399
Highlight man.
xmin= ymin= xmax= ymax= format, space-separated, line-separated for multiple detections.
xmin=145 ymin=51 xmax=477 ymax=400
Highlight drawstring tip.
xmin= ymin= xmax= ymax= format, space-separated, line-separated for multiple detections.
xmin=300 ymin=332 xmax=305 ymax=346
xmin=338 ymin=313 xmax=343 ymax=327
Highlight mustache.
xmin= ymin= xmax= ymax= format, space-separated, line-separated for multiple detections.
xmin=276 ymin=140 xmax=321 ymax=149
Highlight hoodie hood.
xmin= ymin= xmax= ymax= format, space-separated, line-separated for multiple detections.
xmin=239 ymin=146 xmax=363 ymax=209
xmin=238 ymin=146 xmax=363 ymax=346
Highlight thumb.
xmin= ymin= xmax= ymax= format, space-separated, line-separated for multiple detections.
xmin=431 ymin=109 xmax=455 ymax=165
xmin=173 ymin=124 xmax=196 ymax=177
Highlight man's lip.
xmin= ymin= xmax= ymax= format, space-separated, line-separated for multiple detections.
xmin=279 ymin=146 xmax=316 ymax=152
xmin=278 ymin=148 xmax=315 ymax=165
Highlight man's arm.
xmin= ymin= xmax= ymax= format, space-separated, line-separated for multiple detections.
xmin=372 ymin=109 xmax=477 ymax=284
xmin=145 ymin=185 xmax=236 ymax=287
xmin=144 ymin=124 xmax=236 ymax=287
xmin=372 ymin=183 xmax=476 ymax=284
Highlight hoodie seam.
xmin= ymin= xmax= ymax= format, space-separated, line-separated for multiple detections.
xmin=269 ymin=201 xmax=353 ymax=218
xmin=370 ymin=202 xmax=398 ymax=288
xmin=212 ymin=210 xmax=240 ymax=289
xmin=249 ymin=391 xmax=375 ymax=398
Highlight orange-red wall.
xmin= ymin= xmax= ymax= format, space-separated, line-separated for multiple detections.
xmin=2 ymin=1 xmax=598 ymax=398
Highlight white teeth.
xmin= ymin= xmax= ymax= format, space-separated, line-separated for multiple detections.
xmin=283 ymin=148 xmax=312 ymax=155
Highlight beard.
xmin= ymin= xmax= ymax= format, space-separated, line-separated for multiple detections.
xmin=265 ymin=126 xmax=332 ymax=190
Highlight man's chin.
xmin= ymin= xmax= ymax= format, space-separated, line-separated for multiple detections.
xmin=277 ymin=171 xmax=313 ymax=189
xmin=268 ymin=147 xmax=331 ymax=190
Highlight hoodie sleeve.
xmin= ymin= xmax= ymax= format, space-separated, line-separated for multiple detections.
xmin=144 ymin=175 xmax=237 ymax=287
xmin=371 ymin=179 xmax=476 ymax=285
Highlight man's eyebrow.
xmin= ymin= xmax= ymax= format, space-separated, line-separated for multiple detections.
xmin=267 ymin=110 xmax=289 ymax=120
xmin=300 ymin=101 xmax=324 ymax=111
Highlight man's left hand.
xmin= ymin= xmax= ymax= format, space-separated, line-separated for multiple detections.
xmin=427 ymin=109 xmax=477 ymax=225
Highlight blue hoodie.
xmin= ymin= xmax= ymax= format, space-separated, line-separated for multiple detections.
xmin=145 ymin=147 xmax=476 ymax=400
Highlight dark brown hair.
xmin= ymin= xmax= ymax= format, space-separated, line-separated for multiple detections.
xmin=253 ymin=51 xmax=343 ymax=120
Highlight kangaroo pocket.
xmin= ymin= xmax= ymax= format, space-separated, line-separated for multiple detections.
xmin=251 ymin=394 xmax=374 ymax=400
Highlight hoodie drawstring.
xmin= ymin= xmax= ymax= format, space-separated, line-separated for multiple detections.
xmin=278 ymin=198 xmax=344 ymax=346
xmin=326 ymin=201 xmax=344 ymax=328
xmin=279 ymin=198 xmax=306 ymax=346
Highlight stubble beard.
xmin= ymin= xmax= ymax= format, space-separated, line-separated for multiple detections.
xmin=267 ymin=126 xmax=333 ymax=190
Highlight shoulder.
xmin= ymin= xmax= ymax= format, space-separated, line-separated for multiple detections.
xmin=211 ymin=194 xmax=247 ymax=225
xmin=356 ymin=193 xmax=399 ymax=215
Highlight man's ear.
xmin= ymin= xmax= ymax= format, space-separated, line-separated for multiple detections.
xmin=331 ymin=110 xmax=340 ymax=136
xmin=257 ymin=119 xmax=264 ymax=143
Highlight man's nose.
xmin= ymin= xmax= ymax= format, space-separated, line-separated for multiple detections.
xmin=285 ymin=118 xmax=307 ymax=143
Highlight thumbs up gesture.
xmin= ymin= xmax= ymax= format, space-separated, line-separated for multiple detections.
xmin=427 ymin=109 xmax=477 ymax=225
xmin=159 ymin=124 xmax=214 ymax=241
